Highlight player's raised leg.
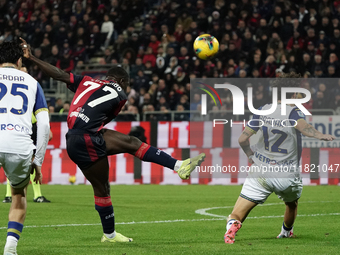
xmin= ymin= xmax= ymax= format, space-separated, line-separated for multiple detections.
xmin=102 ymin=129 xmax=205 ymax=179
xmin=224 ymin=196 xmax=257 ymax=244
xmin=81 ymin=157 xmax=132 ymax=243
xmin=277 ymin=200 xmax=298 ymax=238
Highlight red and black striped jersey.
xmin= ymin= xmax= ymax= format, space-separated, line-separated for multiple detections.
xmin=67 ymin=73 xmax=127 ymax=132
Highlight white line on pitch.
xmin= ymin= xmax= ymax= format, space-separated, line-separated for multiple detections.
xmin=195 ymin=201 xmax=337 ymax=218
xmin=0 ymin=212 xmax=339 ymax=230
xmin=0 ymin=219 xmax=220 ymax=230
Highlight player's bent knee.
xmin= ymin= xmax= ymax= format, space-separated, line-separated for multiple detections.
xmin=127 ymin=135 xmax=142 ymax=152
xmin=93 ymin=184 xmax=110 ymax=197
xmin=285 ymin=200 xmax=298 ymax=208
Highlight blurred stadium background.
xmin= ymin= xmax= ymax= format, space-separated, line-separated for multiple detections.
xmin=1 ymin=0 xmax=340 ymax=185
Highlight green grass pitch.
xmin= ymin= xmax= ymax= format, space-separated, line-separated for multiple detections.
xmin=0 ymin=185 xmax=339 ymax=255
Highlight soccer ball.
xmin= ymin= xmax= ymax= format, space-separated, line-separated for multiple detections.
xmin=193 ymin=34 xmax=219 ymax=60
xmin=69 ymin=175 xmax=76 ymax=184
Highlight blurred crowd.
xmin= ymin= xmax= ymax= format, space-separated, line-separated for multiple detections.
xmin=1 ymin=0 xmax=340 ymax=119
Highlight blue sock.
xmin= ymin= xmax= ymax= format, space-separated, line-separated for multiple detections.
xmin=95 ymin=196 xmax=115 ymax=234
xmin=282 ymin=221 xmax=293 ymax=231
xmin=7 ymin=221 xmax=23 ymax=240
xmin=135 ymin=143 xmax=177 ymax=170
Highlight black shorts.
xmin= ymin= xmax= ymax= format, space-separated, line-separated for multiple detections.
xmin=66 ymin=129 xmax=107 ymax=170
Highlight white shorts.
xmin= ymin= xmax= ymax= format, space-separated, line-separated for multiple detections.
xmin=0 ymin=151 xmax=33 ymax=189
xmin=240 ymin=164 xmax=303 ymax=204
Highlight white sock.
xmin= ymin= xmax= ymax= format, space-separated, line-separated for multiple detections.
xmin=174 ymin=160 xmax=183 ymax=172
xmin=4 ymin=236 xmax=18 ymax=251
xmin=280 ymin=226 xmax=293 ymax=236
xmin=104 ymin=231 xmax=116 ymax=239
xmin=226 ymin=219 xmax=236 ymax=231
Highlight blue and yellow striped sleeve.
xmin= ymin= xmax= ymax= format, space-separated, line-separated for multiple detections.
xmin=289 ymin=107 xmax=306 ymax=127
xmin=246 ymin=106 xmax=263 ymax=134
xmin=33 ymin=82 xmax=48 ymax=116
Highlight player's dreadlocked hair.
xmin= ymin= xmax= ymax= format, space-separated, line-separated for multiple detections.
xmin=271 ymin=72 xmax=302 ymax=99
xmin=107 ymin=66 xmax=129 ymax=80
xmin=0 ymin=41 xmax=23 ymax=65
xmin=107 ymin=66 xmax=129 ymax=91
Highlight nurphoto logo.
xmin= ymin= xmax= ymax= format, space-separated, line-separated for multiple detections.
xmin=199 ymin=83 xmax=312 ymax=116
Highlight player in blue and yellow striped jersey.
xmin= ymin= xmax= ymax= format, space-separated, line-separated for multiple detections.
xmin=224 ymin=73 xmax=335 ymax=244
xmin=3 ymin=112 xmax=52 ymax=203
xmin=0 ymin=41 xmax=50 ymax=255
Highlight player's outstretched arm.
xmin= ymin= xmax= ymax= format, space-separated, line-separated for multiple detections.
xmin=20 ymin=38 xmax=71 ymax=84
xmin=295 ymin=119 xmax=335 ymax=141
xmin=239 ymin=128 xmax=255 ymax=164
